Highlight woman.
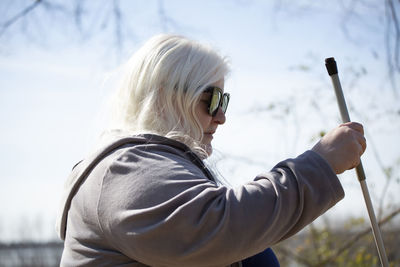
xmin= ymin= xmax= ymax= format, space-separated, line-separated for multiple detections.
xmin=56 ymin=34 xmax=366 ymax=266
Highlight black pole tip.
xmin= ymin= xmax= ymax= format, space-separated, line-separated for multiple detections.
xmin=325 ymin=57 xmax=338 ymax=76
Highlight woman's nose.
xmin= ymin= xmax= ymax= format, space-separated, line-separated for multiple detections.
xmin=213 ymin=107 xmax=226 ymax=125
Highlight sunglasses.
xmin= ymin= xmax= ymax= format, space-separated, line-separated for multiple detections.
xmin=204 ymin=86 xmax=230 ymax=117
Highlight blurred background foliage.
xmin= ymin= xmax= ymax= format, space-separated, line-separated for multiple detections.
xmin=0 ymin=0 xmax=399 ymax=266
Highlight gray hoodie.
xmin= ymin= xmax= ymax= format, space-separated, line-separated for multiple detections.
xmin=56 ymin=134 xmax=344 ymax=267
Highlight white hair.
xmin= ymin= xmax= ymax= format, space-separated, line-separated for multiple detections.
xmin=106 ymin=34 xmax=230 ymax=158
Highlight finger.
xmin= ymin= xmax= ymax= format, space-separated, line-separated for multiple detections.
xmin=342 ymin=121 xmax=364 ymax=135
xmin=349 ymin=152 xmax=361 ymax=170
xmin=354 ymin=132 xmax=367 ymax=154
xmin=357 ymin=142 xmax=365 ymax=157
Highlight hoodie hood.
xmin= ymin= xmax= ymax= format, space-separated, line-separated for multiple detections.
xmin=55 ymin=134 xmax=212 ymax=240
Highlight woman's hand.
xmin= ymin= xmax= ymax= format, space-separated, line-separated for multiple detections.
xmin=312 ymin=122 xmax=367 ymax=174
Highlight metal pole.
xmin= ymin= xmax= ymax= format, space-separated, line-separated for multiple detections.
xmin=325 ymin=57 xmax=389 ymax=267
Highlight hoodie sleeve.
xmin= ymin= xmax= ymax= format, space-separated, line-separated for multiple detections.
xmin=96 ymin=149 xmax=343 ymax=267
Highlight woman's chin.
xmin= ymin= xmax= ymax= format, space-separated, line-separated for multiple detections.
xmin=201 ymin=143 xmax=213 ymax=156
xmin=201 ymin=135 xmax=214 ymax=156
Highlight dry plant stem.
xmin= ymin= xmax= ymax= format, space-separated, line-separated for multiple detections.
xmin=275 ymin=246 xmax=314 ymax=267
xmin=320 ymin=207 xmax=400 ymax=265
xmin=275 ymin=207 xmax=400 ymax=266
xmin=309 ymin=224 xmax=323 ymax=263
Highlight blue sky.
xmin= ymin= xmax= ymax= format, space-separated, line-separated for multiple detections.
xmin=0 ymin=0 xmax=398 ymax=241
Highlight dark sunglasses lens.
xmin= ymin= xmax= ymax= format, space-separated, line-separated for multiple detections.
xmin=209 ymin=89 xmax=221 ymax=116
xmin=221 ymin=94 xmax=230 ymax=113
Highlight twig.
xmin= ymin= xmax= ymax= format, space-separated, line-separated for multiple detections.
xmin=113 ymin=0 xmax=122 ymax=57
xmin=387 ymin=0 xmax=400 ymax=71
xmin=275 ymin=245 xmax=314 ymax=267
xmin=0 ymin=0 xmax=43 ymax=36
xmin=385 ymin=0 xmax=400 ymax=92
xmin=320 ymin=207 xmax=400 ymax=265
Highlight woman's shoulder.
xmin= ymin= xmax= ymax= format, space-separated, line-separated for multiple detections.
xmin=95 ymin=134 xmax=218 ymax=217
xmin=99 ymin=134 xmax=204 ymax=174
xmin=96 ymin=134 xmax=215 ymax=191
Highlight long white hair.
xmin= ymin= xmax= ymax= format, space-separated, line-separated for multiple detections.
xmin=106 ymin=34 xmax=230 ymax=158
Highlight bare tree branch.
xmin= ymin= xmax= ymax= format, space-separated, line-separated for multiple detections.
xmin=320 ymin=206 xmax=400 ymax=265
xmin=74 ymin=0 xmax=84 ymax=32
xmin=385 ymin=0 xmax=400 ymax=92
xmin=274 ymin=245 xmax=314 ymax=267
xmin=0 ymin=0 xmax=43 ymax=36
xmin=275 ymin=207 xmax=400 ymax=265
xmin=113 ymin=0 xmax=122 ymax=54
xmin=158 ymin=0 xmax=181 ymax=32
xmin=386 ymin=0 xmax=400 ymax=71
